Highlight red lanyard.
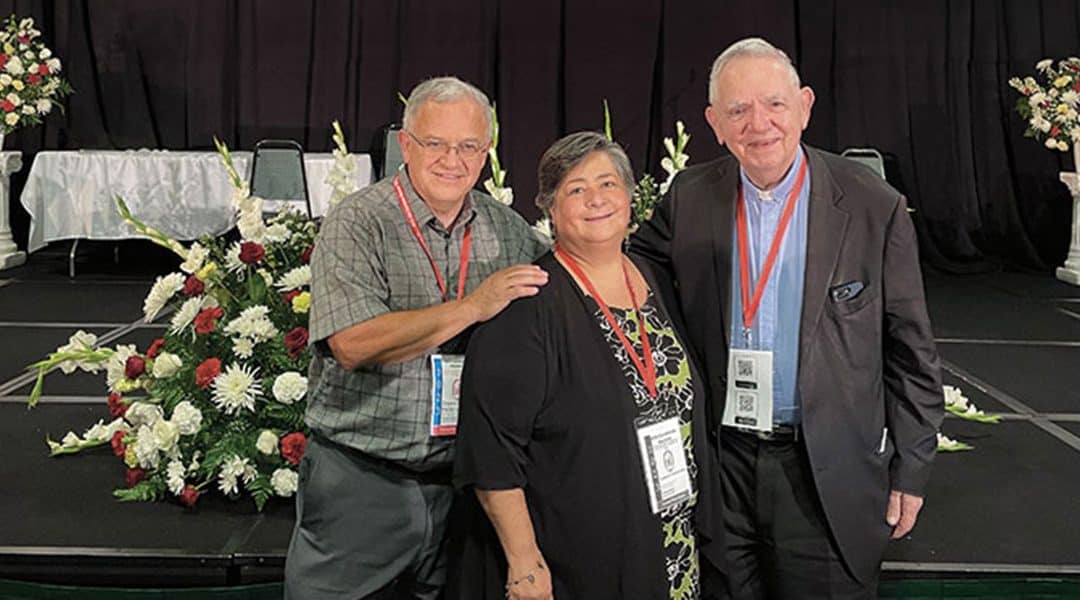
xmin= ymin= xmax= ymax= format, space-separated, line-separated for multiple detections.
xmin=736 ymin=158 xmax=808 ymax=333
xmin=555 ymin=245 xmax=657 ymax=398
xmin=393 ymin=175 xmax=472 ymax=301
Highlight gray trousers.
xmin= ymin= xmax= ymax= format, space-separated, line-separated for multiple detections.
xmin=284 ymin=434 xmax=454 ymax=600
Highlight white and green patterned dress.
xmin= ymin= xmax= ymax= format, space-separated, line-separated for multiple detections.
xmin=592 ymin=293 xmax=700 ymax=600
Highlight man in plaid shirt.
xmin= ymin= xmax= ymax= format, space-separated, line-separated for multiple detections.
xmin=285 ymin=76 xmax=549 ymax=600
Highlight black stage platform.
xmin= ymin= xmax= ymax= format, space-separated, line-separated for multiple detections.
xmin=2 ymin=248 xmax=1080 ymax=590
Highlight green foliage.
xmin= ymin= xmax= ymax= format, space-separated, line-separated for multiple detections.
xmin=114 ymin=479 xmax=166 ymax=503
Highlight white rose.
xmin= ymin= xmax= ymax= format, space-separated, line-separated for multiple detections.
xmin=4 ymin=56 xmax=23 ymax=75
xmin=152 ymin=352 xmax=182 ymax=378
xmin=171 ymin=401 xmax=203 ymax=436
xmin=271 ymin=468 xmax=299 ymax=497
xmin=1046 ymin=137 xmax=1060 ymax=149
xmin=125 ymin=401 xmax=164 ymax=427
xmin=0 ymin=74 xmax=11 ymax=86
xmin=38 ymin=47 xmax=51 ymax=59
xmin=20 ymin=104 xmax=33 ymax=115
xmin=151 ymin=419 xmax=181 ymax=453
xmin=272 ymin=371 xmax=308 ymax=404
xmin=6 ymin=92 xmax=20 ymax=106
xmin=256 ymin=430 xmax=279 ymax=455
xmin=5 ymin=112 xmax=17 ymax=126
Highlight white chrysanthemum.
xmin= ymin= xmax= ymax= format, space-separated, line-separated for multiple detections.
xmin=224 ymin=305 xmax=278 ymax=343
xmin=169 ymin=295 xmax=218 ymax=334
xmin=133 ymin=425 xmax=160 ymax=469
xmin=211 ymin=363 xmax=262 ymax=415
xmin=217 ymin=455 xmax=251 ymax=496
xmin=55 ymin=330 xmax=102 ymax=374
xmin=271 ymin=468 xmax=299 ymax=497
xmin=171 ymin=401 xmax=203 ymax=436
xmin=166 ymin=459 xmax=186 ymax=495
xmin=34 ymin=97 xmax=50 ymax=114
xmin=224 ymin=242 xmax=245 ymax=273
xmin=233 ymin=337 xmax=254 ymax=359
xmin=152 ymin=419 xmax=181 ymax=453
xmin=179 ymin=242 xmax=210 ymax=274
xmin=84 ymin=417 xmax=128 ymax=443
xmin=275 ymin=265 xmax=311 ymax=291
xmin=105 ymin=344 xmax=139 ymax=391
xmin=142 ymin=272 xmax=185 ymax=322
xmin=125 ymin=402 xmax=164 ymax=427
xmin=151 ymin=352 xmax=182 ymax=379
xmin=256 ymin=430 xmax=279 ymax=455
xmin=272 ymin=371 xmax=308 ymax=404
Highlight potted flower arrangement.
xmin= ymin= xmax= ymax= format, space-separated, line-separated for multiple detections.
xmin=0 ymin=15 xmax=72 ymax=145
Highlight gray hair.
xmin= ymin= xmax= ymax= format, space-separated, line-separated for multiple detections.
xmin=707 ymin=37 xmax=801 ymax=104
xmin=402 ymin=76 xmax=494 ymax=141
xmin=535 ymin=131 xmax=636 ymax=216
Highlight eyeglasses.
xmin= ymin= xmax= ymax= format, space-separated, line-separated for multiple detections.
xmin=405 ymin=130 xmax=488 ymax=159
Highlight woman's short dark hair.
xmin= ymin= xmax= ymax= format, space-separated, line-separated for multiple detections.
xmin=535 ymin=131 xmax=635 ymax=216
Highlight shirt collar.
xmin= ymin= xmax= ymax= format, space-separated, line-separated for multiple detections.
xmin=739 ymin=145 xmax=806 ymax=204
xmin=399 ymin=168 xmax=477 ymax=233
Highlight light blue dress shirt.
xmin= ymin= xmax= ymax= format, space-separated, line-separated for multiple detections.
xmin=729 ymin=147 xmax=810 ymax=425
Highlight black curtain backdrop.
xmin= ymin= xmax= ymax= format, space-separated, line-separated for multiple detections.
xmin=3 ymin=0 xmax=1080 ymax=272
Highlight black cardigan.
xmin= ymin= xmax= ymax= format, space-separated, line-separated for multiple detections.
xmin=451 ymin=251 xmax=722 ymax=599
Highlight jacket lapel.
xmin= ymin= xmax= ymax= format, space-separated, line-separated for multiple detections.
xmin=709 ymin=161 xmax=737 ymax=351
xmin=799 ymin=147 xmax=849 ymax=372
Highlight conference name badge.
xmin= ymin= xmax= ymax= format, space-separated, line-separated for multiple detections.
xmin=636 ymin=417 xmax=693 ymax=514
xmin=430 ymin=354 xmax=464 ymax=437
xmin=722 ymin=348 xmax=774 ymax=432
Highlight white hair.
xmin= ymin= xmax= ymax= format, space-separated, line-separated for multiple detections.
xmin=707 ymin=37 xmax=801 ymax=104
xmin=402 ymin=76 xmax=494 ymax=141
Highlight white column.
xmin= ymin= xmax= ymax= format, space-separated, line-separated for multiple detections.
xmin=0 ymin=150 xmax=24 ymax=271
xmin=1058 ymin=170 xmax=1080 ymax=285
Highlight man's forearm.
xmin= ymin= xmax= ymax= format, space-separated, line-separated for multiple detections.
xmin=327 ymin=298 xmax=479 ymax=369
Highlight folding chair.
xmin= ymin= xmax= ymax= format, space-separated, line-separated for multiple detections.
xmin=840 ymin=147 xmax=886 ymax=180
xmin=248 ymin=139 xmax=312 ymax=219
xmin=371 ymin=124 xmax=405 ymax=180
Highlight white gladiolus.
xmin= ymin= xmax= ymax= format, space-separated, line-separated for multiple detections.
xmin=84 ymin=418 xmax=128 ymax=443
xmin=61 ymin=431 xmax=81 ymax=449
xmin=55 ymin=330 xmax=102 ymax=374
xmin=179 ymin=242 xmax=210 ymax=274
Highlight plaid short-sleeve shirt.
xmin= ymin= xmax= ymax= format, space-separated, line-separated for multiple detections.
xmin=306 ymin=173 xmax=549 ymax=470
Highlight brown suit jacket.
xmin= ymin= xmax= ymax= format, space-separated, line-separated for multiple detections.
xmin=630 ymin=145 xmax=944 ymax=582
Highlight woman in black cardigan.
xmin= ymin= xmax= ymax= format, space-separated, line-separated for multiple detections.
xmin=453 ymin=131 xmax=722 ymax=599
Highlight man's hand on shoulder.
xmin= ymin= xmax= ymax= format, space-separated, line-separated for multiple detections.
xmin=464 ymin=265 xmax=549 ymax=323
xmin=886 ymin=490 xmax=924 ymax=539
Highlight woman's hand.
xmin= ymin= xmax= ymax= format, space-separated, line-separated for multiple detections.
xmin=505 ymin=555 xmax=552 ymax=600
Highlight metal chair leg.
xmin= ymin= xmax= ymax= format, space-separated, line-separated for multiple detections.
xmin=69 ymin=238 xmax=79 ymax=279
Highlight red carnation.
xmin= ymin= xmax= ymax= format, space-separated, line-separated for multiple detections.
xmin=1051 ymin=125 xmax=1061 ymax=137
xmin=146 ymin=338 xmax=165 ymax=360
xmin=0 ymin=100 xmax=13 ymax=113
xmin=110 ymin=430 xmax=127 ymax=457
xmin=282 ymin=289 xmax=301 ymax=304
xmin=18 ymin=35 xmax=28 ymax=44
xmin=180 ymin=485 xmax=201 ymax=508
xmin=37 ymin=63 xmax=48 ymax=75
xmin=284 ymin=326 xmax=309 ymax=359
xmin=107 ymin=392 xmax=128 ymax=418
xmin=280 ymin=432 xmax=307 ymax=465
xmin=125 ymin=356 xmax=146 ymax=379
xmin=27 ymin=72 xmax=40 ymax=85
xmin=238 ymin=241 xmax=265 ymax=265
xmin=182 ymin=274 xmax=205 ymax=297
xmin=125 ymin=468 xmax=146 ymax=488
xmin=301 ymin=244 xmax=314 ymax=264
xmin=193 ymin=306 xmax=224 ymax=335
xmin=0 ymin=54 xmax=7 ymax=70
xmin=195 ymin=357 xmax=222 ymax=389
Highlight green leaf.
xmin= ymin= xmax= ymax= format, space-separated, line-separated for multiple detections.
xmin=603 ymin=99 xmax=613 ymax=141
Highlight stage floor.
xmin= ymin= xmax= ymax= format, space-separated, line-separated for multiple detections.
xmin=2 ymin=246 xmax=1080 ymax=586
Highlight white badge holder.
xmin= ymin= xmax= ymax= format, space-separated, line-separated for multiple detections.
xmin=430 ymin=354 xmax=464 ymax=436
xmin=636 ymin=417 xmax=694 ymax=514
xmin=722 ymin=348 xmax=774 ymax=432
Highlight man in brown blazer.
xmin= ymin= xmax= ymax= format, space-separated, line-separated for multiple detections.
xmin=632 ymin=38 xmax=943 ymax=599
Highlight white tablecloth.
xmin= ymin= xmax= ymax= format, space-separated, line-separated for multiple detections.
xmin=19 ymin=150 xmax=372 ymax=252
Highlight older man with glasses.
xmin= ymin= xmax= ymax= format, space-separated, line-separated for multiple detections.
xmin=285 ymin=76 xmax=549 ymax=600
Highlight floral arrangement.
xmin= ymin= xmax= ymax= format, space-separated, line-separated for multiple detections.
xmin=1009 ymin=57 xmax=1080 ymax=152
xmin=0 ymin=15 xmax=72 ymax=134
xmin=25 ymin=125 xmax=358 ymax=510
